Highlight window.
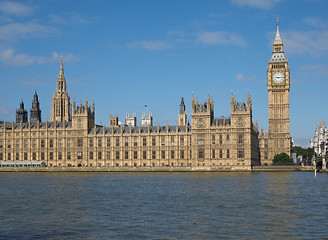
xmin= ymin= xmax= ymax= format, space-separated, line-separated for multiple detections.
xmin=41 ymin=140 xmax=45 ymax=148
xmin=152 ymin=137 xmax=156 ymax=146
xmin=89 ymin=139 xmax=94 ymax=147
xmin=24 ymin=140 xmax=28 ymax=148
xmin=67 ymin=139 xmax=71 ymax=148
xmin=98 ymin=139 xmax=102 ymax=147
xmin=24 ymin=152 xmax=27 ymax=160
xmin=219 ymin=135 xmax=222 ymax=145
xmin=116 ymin=151 xmax=119 ymax=159
xmin=0 ymin=140 xmax=3 ymax=148
xmin=67 ymin=152 xmax=71 ymax=160
xmin=16 ymin=153 xmax=19 ymax=160
xmin=238 ymin=148 xmax=244 ymax=158
xmin=107 ymin=138 xmax=111 ymax=147
xmin=15 ymin=140 xmax=20 ymax=149
xmin=134 ymin=137 xmax=138 ymax=146
xmin=41 ymin=152 xmax=45 ymax=160
xmin=212 ymin=135 xmax=215 ymax=145
xmin=107 ymin=151 xmax=111 ymax=160
xmin=0 ymin=153 xmax=3 ymax=160
xmin=212 ymin=149 xmax=215 ymax=158
xmin=180 ymin=136 xmax=184 ymax=146
xmin=7 ymin=153 xmax=11 ymax=160
xmin=32 ymin=140 xmax=36 ymax=148
xmin=161 ymin=137 xmax=165 ymax=146
xmin=171 ymin=137 xmax=175 ymax=146
xmin=219 ymin=149 xmax=223 ymax=158
xmin=77 ymin=152 xmax=83 ymax=159
xmin=7 ymin=140 xmax=11 ymax=149
xmin=264 ymin=140 xmax=268 ymax=148
xmin=180 ymin=150 xmax=184 ymax=159
xmin=161 ymin=151 xmax=165 ymax=159
xmin=238 ymin=134 xmax=244 ymax=144
xmin=116 ymin=138 xmax=120 ymax=147
xmin=143 ymin=151 xmax=147 ymax=159
xmin=49 ymin=139 xmax=54 ymax=148
xmin=198 ymin=135 xmax=205 ymax=145
xmin=50 ymin=152 xmax=53 ymax=160
xmin=58 ymin=152 xmax=62 ymax=160
xmin=58 ymin=139 xmax=62 ymax=148
xmin=98 ymin=151 xmax=102 ymax=160
xmin=125 ymin=151 xmax=129 ymax=159
xmin=134 ymin=151 xmax=137 ymax=159
xmin=143 ymin=137 xmax=147 ymax=146
xmin=77 ymin=138 xmax=83 ymax=147
xmin=152 ymin=151 xmax=156 ymax=159
xmin=78 ymin=119 xmax=82 ymax=128
xmin=125 ymin=137 xmax=128 ymax=147
xmin=89 ymin=152 xmax=93 ymax=160
xmin=171 ymin=151 xmax=175 ymax=159
xmin=226 ymin=135 xmax=230 ymax=144
xmin=198 ymin=149 xmax=204 ymax=159
xmin=264 ymin=152 xmax=268 ymax=159
xmin=199 ymin=119 xmax=204 ymax=127
xmin=238 ymin=118 xmax=243 ymax=126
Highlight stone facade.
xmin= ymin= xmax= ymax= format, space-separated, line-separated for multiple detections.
xmin=0 ymin=21 xmax=292 ymax=168
xmin=310 ymin=121 xmax=328 ymax=156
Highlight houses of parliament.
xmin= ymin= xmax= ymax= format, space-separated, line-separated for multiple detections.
xmin=0 ymin=22 xmax=291 ymax=169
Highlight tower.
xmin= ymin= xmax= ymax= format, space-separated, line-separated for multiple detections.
xmin=51 ymin=57 xmax=71 ymax=122
xmin=178 ymin=97 xmax=187 ymax=126
xmin=267 ymin=18 xmax=291 ymax=160
xmin=16 ymin=100 xmax=28 ymax=123
xmin=30 ymin=91 xmax=41 ymax=122
xmin=72 ymin=98 xmax=95 ymax=130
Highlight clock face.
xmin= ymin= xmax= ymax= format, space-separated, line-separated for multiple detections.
xmin=273 ymin=72 xmax=284 ymax=84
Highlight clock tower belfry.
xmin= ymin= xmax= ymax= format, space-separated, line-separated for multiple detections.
xmin=267 ymin=18 xmax=291 ymax=161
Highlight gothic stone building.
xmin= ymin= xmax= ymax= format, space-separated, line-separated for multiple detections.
xmin=0 ymin=21 xmax=291 ymax=169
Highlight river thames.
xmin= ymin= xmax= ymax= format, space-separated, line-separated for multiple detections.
xmin=0 ymin=172 xmax=327 ymax=239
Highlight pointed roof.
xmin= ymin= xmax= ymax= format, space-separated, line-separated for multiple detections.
xmin=59 ymin=56 xmax=64 ymax=77
xmin=273 ymin=17 xmax=283 ymax=45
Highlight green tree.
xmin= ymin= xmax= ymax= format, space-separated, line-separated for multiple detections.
xmin=272 ymin=152 xmax=294 ymax=165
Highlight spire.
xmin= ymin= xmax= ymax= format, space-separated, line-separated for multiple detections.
xmin=179 ymin=97 xmax=185 ymax=114
xmin=59 ymin=56 xmax=64 ymax=76
xmin=273 ymin=17 xmax=283 ymax=45
xmin=57 ymin=56 xmax=66 ymax=92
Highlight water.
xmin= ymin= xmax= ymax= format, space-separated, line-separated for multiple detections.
xmin=0 ymin=172 xmax=327 ymax=239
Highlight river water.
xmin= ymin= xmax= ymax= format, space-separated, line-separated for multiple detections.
xmin=0 ymin=172 xmax=327 ymax=239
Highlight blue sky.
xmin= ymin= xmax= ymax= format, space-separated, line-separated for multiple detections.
xmin=0 ymin=0 xmax=327 ymax=147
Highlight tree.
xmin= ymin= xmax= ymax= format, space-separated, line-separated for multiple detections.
xmin=272 ymin=152 xmax=294 ymax=165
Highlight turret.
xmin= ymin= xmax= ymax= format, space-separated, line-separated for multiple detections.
xmin=178 ymin=97 xmax=187 ymax=126
xmin=16 ymin=99 xmax=28 ymax=123
xmin=30 ymin=91 xmax=41 ymax=123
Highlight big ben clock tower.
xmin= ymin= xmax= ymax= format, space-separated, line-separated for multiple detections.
xmin=267 ymin=18 xmax=291 ymax=160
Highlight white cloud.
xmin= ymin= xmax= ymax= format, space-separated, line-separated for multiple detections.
xmin=235 ymin=73 xmax=255 ymax=82
xmin=126 ymin=40 xmax=172 ymax=50
xmin=0 ymin=1 xmax=34 ymax=16
xmin=284 ymin=31 xmax=328 ymax=57
xmin=0 ymin=49 xmax=79 ymax=66
xmin=49 ymin=14 xmax=91 ymax=25
xmin=300 ymin=64 xmax=328 ymax=76
xmin=304 ymin=17 xmax=328 ymax=29
xmin=0 ymin=22 xmax=57 ymax=41
xmin=197 ymin=32 xmax=247 ymax=47
xmin=231 ymin=0 xmax=283 ymax=9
